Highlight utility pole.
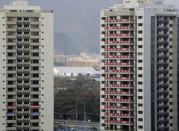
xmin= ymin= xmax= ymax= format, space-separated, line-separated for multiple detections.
xmin=75 ymin=98 xmax=78 ymax=121
xmin=83 ymin=102 xmax=86 ymax=122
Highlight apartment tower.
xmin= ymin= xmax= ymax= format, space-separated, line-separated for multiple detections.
xmin=0 ymin=0 xmax=54 ymax=131
xmin=100 ymin=0 xmax=179 ymax=131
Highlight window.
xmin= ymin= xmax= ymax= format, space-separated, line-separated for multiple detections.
xmin=138 ymin=30 xmax=143 ymax=34
xmin=138 ymin=67 xmax=143 ymax=70
xmin=138 ymin=81 xmax=143 ymax=85
xmin=138 ymin=89 xmax=143 ymax=92
xmin=138 ymin=45 xmax=143 ymax=48
xmin=138 ymin=111 xmax=143 ymax=114
xmin=138 ymin=52 xmax=142 ymax=56
xmin=138 ymin=118 xmax=143 ymax=121
xmin=138 ymin=103 xmax=143 ymax=107
xmin=138 ymin=74 xmax=143 ymax=77
xmin=138 ymin=96 xmax=143 ymax=99
xmin=138 ymin=125 xmax=143 ymax=129
xmin=138 ymin=60 xmax=143 ymax=63
xmin=138 ymin=38 xmax=143 ymax=41
xmin=138 ymin=23 xmax=143 ymax=26
xmin=138 ymin=16 xmax=143 ymax=19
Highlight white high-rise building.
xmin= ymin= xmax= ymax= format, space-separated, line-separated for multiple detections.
xmin=0 ymin=0 xmax=54 ymax=131
xmin=100 ymin=0 xmax=179 ymax=131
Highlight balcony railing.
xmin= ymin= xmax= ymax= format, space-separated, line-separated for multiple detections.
xmin=105 ymin=70 xmax=132 ymax=73
xmin=104 ymin=105 xmax=133 ymax=110
xmin=7 ymin=105 xmax=16 ymax=109
xmin=103 ymin=41 xmax=132 ymax=45
xmin=104 ymin=48 xmax=132 ymax=51
xmin=31 ymin=105 xmax=40 ymax=109
xmin=104 ymin=120 xmax=132 ymax=125
xmin=105 ymin=84 xmax=133 ymax=88
xmin=104 ymin=98 xmax=133 ymax=102
xmin=105 ymin=113 xmax=133 ymax=117
xmin=104 ymin=19 xmax=133 ymax=23
xmin=104 ymin=26 xmax=131 ymax=30
xmin=104 ymin=91 xmax=133 ymax=95
xmin=104 ymin=34 xmax=133 ymax=37
xmin=104 ymin=62 xmax=132 ymax=66
xmin=104 ymin=55 xmax=132 ymax=59
xmin=104 ymin=77 xmax=133 ymax=80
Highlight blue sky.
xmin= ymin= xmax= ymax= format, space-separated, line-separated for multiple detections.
xmin=0 ymin=0 xmax=178 ymax=54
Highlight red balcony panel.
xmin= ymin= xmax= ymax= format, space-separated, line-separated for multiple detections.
xmin=104 ymin=34 xmax=133 ymax=37
xmin=104 ymin=91 xmax=133 ymax=95
xmin=104 ymin=105 xmax=132 ymax=110
xmin=7 ymin=103 xmax=16 ymax=109
xmin=104 ymin=77 xmax=132 ymax=80
xmin=105 ymin=70 xmax=131 ymax=73
xmin=105 ymin=84 xmax=133 ymax=88
xmin=105 ymin=113 xmax=132 ymax=117
xmin=104 ymin=48 xmax=132 ymax=51
xmin=31 ymin=105 xmax=40 ymax=109
xmin=104 ymin=62 xmax=132 ymax=66
xmin=104 ymin=98 xmax=132 ymax=102
xmin=103 ymin=41 xmax=132 ymax=45
xmin=104 ymin=55 xmax=132 ymax=59
xmin=104 ymin=26 xmax=130 ymax=30
xmin=104 ymin=19 xmax=131 ymax=23
xmin=104 ymin=120 xmax=131 ymax=124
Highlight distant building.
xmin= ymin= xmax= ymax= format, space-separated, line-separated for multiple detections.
xmin=54 ymin=67 xmax=100 ymax=78
xmin=100 ymin=0 xmax=179 ymax=131
xmin=54 ymin=52 xmax=100 ymax=67
xmin=54 ymin=54 xmax=67 ymax=66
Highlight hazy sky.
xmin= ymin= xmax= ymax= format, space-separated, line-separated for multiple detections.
xmin=0 ymin=0 xmax=178 ymax=54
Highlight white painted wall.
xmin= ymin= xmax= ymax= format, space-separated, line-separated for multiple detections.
xmin=40 ymin=12 xmax=54 ymax=131
xmin=0 ymin=11 xmax=7 ymax=131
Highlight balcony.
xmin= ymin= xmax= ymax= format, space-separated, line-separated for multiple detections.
xmin=105 ymin=112 xmax=133 ymax=117
xmin=104 ymin=34 xmax=133 ymax=38
xmin=7 ymin=105 xmax=16 ymax=109
xmin=104 ymin=98 xmax=133 ymax=103
xmin=104 ymin=120 xmax=132 ymax=125
xmin=104 ymin=19 xmax=133 ymax=23
xmin=31 ymin=105 xmax=40 ymax=109
xmin=104 ymin=105 xmax=133 ymax=110
xmin=104 ymin=62 xmax=133 ymax=66
xmin=105 ymin=84 xmax=133 ymax=88
xmin=104 ymin=48 xmax=132 ymax=52
xmin=104 ymin=91 xmax=133 ymax=95
xmin=103 ymin=40 xmax=132 ymax=45
xmin=104 ymin=55 xmax=133 ymax=59
xmin=105 ymin=69 xmax=132 ymax=74
xmin=104 ymin=77 xmax=133 ymax=81
xmin=7 ymin=112 xmax=16 ymax=117
xmin=31 ymin=112 xmax=40 ymax=116
xmin=104 ymin=26 xmax=132 ymax=30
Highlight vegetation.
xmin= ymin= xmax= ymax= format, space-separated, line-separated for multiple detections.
xmin=54 ymin=76 xmax=100 ymax=122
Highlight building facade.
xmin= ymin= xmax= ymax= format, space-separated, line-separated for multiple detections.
xmin=0 ymin=0 xmax=54 ymax=131
xmin=100 ymin=0 xmax=179 ymax=131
